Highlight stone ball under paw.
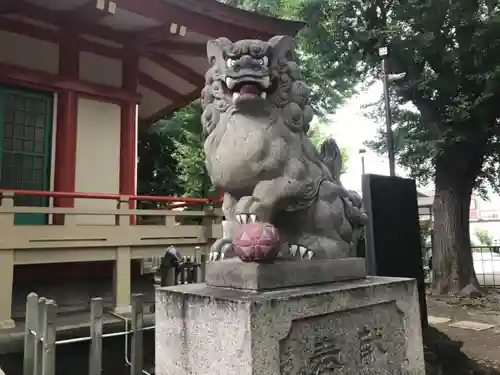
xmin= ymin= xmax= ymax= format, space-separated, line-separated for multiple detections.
xmin=233 ymin=222 xmax=280 ymax=263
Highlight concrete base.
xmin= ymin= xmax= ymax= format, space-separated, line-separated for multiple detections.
xmin=205 ymin=257 xmax=366 ymax=290
xmin=155 ymin=276 xmax=425 ymax=375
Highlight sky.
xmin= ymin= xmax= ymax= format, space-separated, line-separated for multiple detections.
xmin=323 ymin=81 xmax=410 ymax=193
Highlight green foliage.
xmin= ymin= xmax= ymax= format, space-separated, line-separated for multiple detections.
xmin=167 ymin=101 xmax=214 ymax=198
xmin=137 ymin=101 xmax=214 ymax=200
xmin=137 ymin=121 xmax=182 ymax=200
xmin=357 ymin=1 xmax=500 ymax=191
xmin=224 ymin=0 xmax=363 ymax=114
xmin=475 ymin=229 xmax=494 ymax=247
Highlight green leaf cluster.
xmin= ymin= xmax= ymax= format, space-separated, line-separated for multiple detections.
xmin=356 ymin=0 xmax=500 ymax=191
xmin=137 ymin=101 xmax=213 ymax=201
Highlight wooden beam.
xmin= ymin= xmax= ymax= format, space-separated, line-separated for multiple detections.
xmin=134 ymin=23 xmax=188 ymax=45
xmin=0 ymin=0 xmax=18 ymax=14
xmin=140 ymin=88 xmax=200 ymax=126
xmin=147 ymin=42 xmax=206 ymax=57
xmin=0 ymin=16 xmax=59 ymax=42
xmin=139 ymin=72 xmax=183 ymax=101
xmin=113 ymin=0 xmax=272 ymax=40
xmin=148 ymin=53 xmax=204 ymax=87
xmin=0 ymin=17 xmax=123 ymax=60
xmin=64 ymin=0 xmax=116 ymax=26
xmin=0 ymin=62 xmax=141 ymax=104
xmin=12 ymin=0 xmax=127 ymax=44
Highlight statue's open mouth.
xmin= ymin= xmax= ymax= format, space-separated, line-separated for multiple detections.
xmin=223 ymin=76 xmax=273 ymax=105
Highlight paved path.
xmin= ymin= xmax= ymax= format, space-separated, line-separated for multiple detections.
xmin=427 ymin=296 xmax=500 ymax=368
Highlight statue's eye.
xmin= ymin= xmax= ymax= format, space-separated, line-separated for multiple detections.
xmin=226 ymin=59 xmax=236 ymax=68
xmin=258 ymin=56 xmax=269 ymax=67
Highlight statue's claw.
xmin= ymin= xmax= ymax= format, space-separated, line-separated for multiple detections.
xmin=287 ymin=244 xmax=314 ymax=259
xmin=235 ymin=213 xmax=258 ymax=224
xmin=208 ymin=239 xmax=235 ymax=262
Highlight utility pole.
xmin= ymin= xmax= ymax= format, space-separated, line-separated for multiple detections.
xmin=359 ymin=148 xmax=366 ymax=175
xmin=379 ymin=46 xmax=396 ymax=177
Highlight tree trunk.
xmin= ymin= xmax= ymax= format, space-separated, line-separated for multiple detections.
xmin=432 ymin=154 xmax=481 ymax=295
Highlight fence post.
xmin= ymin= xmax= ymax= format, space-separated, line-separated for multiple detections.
xmin=197 ymin=254 xmax=207 ymax=282
xmin=194 ymin=246 xmax=201 ymax=263
xmin=89 ymin=298 xmax=103 ymax=375
xmin=33 ymin=297 xmax=46 ymax=375
xmin=130 ymin=294 xmax=143 ymax=375
xmin=23 ymin=293 xmax=38 ymax=375
xmin=41 ymin=300 xmax=56 ymax=375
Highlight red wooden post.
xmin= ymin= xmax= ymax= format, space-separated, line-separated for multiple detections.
xmin=120 ymin=50 xmax=139 ymax=224
xmin=53 ymin=30 xmax=78 ymax=222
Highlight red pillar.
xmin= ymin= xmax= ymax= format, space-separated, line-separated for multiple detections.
xmin=120 ymin=51 xmax=139 ymax=222
xmin=54 ymin=31 xmax=78 ymax=210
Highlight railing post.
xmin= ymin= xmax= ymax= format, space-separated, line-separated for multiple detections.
xmin=113 ymin=246 xmax=132 ymax=314
xmin=0 ymin=248 xmax=15 ymax=329
xmin=197 ymin=254 xmax=207 ymax=283
xmin=0 ymin=193 xmax=15 ymax=329
xmin=89 ymin=298 xmax=103 ymax=375
xmin=165 ymin=214 xmax=177 ymax=227
xmin=130 ymin=294 xmax=143 ymax=375
xmin=41 ymin=300 xmax=57 ymax=375
xmin=0 ymin=192 xmax=15 ymax=227
xmin=116 ymin=198 xmax=131 ymax=227
xmin=34 ymin=297 xmax=46 ymax=375
xmin=23 ymin=293 xmax=38 ymax=375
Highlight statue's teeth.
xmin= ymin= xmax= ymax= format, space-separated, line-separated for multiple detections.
xmin=260 ymin=92 xmax=267 ymax=99
xmin=226 ymin=77 xmax=235 ymax=89
xmin=262 ymin=76 xmax=270 ymax=88
xmin=232 ymin=92 xmax=240 ymax=102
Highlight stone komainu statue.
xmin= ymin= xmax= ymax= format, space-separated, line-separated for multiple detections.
xmin=201 ymin=35 xmax=367 ymax=260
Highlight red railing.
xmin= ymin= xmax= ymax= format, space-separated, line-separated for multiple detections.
xmin=0 ymin=188 xmax=223 ymax=207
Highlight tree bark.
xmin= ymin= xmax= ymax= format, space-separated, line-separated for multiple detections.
xmin=432 ymin=148 xmax=482 ymax=295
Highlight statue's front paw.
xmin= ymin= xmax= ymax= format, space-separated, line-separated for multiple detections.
xmin=281 ymin=244 xmax=315 ymax=260
xmin=235 ymin=196 xmax=272 ymax=223
xmin=209 ymin=239 xmax=235 ymax=262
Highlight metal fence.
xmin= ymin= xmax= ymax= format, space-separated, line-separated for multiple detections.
xmin=23 ymin=293 xmax=152 ymax=375
xmin=21 ymin=250 xmax=208 ymax=375
xmin=422 ymin=246 xmax=500 ymax=287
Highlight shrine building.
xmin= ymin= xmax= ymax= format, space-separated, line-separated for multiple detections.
xmin=0 ymin=0 xmax=302 ymax=330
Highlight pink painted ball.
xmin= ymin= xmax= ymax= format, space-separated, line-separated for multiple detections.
xmin=233 ymin=222 xmax=280 ymax=262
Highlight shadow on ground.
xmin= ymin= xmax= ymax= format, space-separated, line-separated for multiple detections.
xmin=424 ymin=327 xmax=499 ymax=375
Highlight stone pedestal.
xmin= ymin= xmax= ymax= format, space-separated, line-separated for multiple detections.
xmin=155 ymin=258 xmax=425 ymax=375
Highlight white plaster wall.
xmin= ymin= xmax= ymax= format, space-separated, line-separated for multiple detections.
xmin=0 ymin=31 xmax=58 ymax=74
xmin=75 ymin=98 xmax=120 ymax=225
xmin=79 ymin=51 xmax=122 ymax=88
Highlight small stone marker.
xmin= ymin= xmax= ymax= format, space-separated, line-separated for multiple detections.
xmin=449 ymin=321 xmax=497 ymax=331
xmin=428 ymin=316 xmax=452 ymax=325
